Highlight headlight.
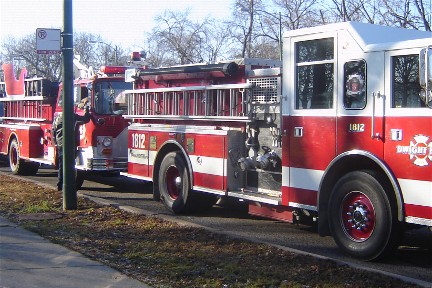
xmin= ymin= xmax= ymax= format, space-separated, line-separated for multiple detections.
xmin=102 ymin=137 xmax=112 ymax=147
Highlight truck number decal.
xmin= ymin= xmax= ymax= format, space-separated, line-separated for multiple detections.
xmin=131 ymin=133 xmax=146 ymax=149
xmin=349 ymin=123 xmax=365 ymax=133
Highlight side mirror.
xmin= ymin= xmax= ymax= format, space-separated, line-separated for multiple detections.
xmin=419 ymin=46 xmax=432 ymax=106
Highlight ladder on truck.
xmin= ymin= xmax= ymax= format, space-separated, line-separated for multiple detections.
xmin=0 ymin=78 xmax=56 ymax=122
xmin=124 ymin=75 xmax=281 ymax=121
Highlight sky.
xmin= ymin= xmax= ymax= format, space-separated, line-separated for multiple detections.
xmin=0 ymin=0 xmax=233 ymax=51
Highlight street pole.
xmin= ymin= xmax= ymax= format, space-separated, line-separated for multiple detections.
xmin=62 ymin=0 xmax=77 ymax=210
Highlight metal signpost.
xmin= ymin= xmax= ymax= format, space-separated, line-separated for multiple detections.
xmin=37 ymin=2 xmax=75 ymax=210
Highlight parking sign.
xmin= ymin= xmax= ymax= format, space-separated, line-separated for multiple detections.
xmin=36 ymin=28 xmax=61 ymax=54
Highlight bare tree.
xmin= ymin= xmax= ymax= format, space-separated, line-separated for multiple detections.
xmin=322 ymin=0 xmax=430 ymax=30
xmin=273 ymin=0 xmax=321 ymax=29
xmin=0 ymin=32 xmax=130 ymax=82
xmin=380 ymin=0 xmax=431 ymax=30
xmin=228 ymin=0 xmax=285 ymax=59
xmin=318 ymin=0 xmax=383 ymax=24
xmin=200 ymin=21 xmax=235 ymax=63
xmin=74 ymin=32 xmax=101 ymax=69
xmin=413 ymin=0 xmax=431 ymax=30
xmin=143 ymin=10 xmax=213 ymax=66
xmin=142 ymin=9 xmax=235 ymax=66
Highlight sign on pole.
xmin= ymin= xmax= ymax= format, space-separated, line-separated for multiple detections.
xmin=36 ymin=28 xmax=61 ymax=54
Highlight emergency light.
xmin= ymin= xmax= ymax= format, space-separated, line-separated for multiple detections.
xmin=100 ymin=66 xmax=126 ymax=75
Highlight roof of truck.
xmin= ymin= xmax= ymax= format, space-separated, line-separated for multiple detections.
xmin=284 ymin=21 xmax=431 ymax=52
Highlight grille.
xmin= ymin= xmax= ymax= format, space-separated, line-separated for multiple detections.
xmin=248 ymin=77 xmax=280 ymax=104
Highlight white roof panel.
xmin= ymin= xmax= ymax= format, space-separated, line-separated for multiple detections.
xmin=284 ymin=22 xmax=432 ymax=51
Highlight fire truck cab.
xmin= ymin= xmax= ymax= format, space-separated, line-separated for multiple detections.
xmin=122 ymin=22 xmax=431 ymax=260
xmin=70 ymin=65 xmax=131 ymax=173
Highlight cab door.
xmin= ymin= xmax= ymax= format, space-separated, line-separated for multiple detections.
xmin=383 ymin=48 xmax=432 ymax=224
xmin=285 ymin=34 xmax=337 ymax=209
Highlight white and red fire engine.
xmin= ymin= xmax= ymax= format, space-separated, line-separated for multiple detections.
xmin=122 ymin=22 xmax=431 ymax=260
xmin=0 ymin=62 xmax=132 ymax=186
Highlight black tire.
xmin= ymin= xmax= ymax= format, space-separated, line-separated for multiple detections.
xmin=8 ymin=139 xmax=40 ymax=175
xmin=75 ymin=154 xmax=85 ymax=190
xmin=75 ymin=170 xmax=85 ymax=190
xmin=158 ymin=152 xmax=194 ymax=214
xmin=22 ymin=162 xmax=39 ymax=176
xmin=9 ymin=138 xmax=23 ymax=175
xmin=328 ymin=170 xmax=399 ymax=261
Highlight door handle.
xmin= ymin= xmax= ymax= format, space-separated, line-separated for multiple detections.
xmin=371 ymin=91 xmax=382 ymax=140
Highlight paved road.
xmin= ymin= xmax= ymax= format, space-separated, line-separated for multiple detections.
xmin=1 ymin=160 xmax=431 ymax=286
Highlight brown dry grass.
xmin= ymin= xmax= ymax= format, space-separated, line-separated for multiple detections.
xmin=0 ymin=174 xmax=421 ymax=288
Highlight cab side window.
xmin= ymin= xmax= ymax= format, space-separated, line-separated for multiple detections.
xmin=392 ymin=54 xmax=424 ymax=108
xmin=295 ymin=38 xmax=334 ymax=109
xmin=343 ymin=60 xmax=366 ymax=109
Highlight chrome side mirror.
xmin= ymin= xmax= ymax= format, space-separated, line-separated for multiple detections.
xmin=419 ymin=46 xmax=432 ymax=106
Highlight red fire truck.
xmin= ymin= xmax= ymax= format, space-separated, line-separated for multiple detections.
xmin=122 ymin=22 xmax=431 ymax=260
xmin=0 ymin=62 xmax=132 ymax=186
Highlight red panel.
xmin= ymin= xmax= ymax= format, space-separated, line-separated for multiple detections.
xmin=337 ymin=116 xmax=384 ymax=158
xmin=85 ymin=115 xmax=129 ymax=147
xmin=248 ymin=202 xmax=294 ymax=223
xmin=281 ymin=116 xmax=290 ymax=167
xmin=127 ymin=129 xmax=150 ymax=178
xmin=193 ymin=172 xmax=224 ymax=190
xmin=0 ymin=127 xmax=7 ymax=154
xmin=288 ymin=187 xmax=318 ymax=207
xmin=192 ymin=134 xmax=225 ymax=158
xmin=405 ymin=203 xmax=432 ymax=220
xmin=384 ymin=116 xmax=432 ymax=182
xmin=281 ymin=186 xmax=290 ymax=206
xmin=147 ymin=131 xmax=170 ymax=152
xmin=28 ymin=128 xmax=43 ymax=158
xmin=289 ymin=116 xmax=336 ymax=170
xmin=128 ymin=163 xmax=149 ymax=178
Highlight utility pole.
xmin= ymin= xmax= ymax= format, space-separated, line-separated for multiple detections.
xmin=62 ymin=0 xmax=77 ymax=210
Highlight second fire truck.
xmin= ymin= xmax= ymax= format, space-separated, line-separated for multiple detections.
xmin=0 ymin=62 xmax=132 ymax=186
xmin=122 ymin=22 xmax=431 ymax=260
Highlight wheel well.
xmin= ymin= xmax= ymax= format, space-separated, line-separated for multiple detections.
xmin=152 ymin=141 xmax=191 ymax=201
xmin=8 ymin=133 xmax=18 ymax=148
xmin=318 ymin=153 xmax=402 ymax=236
xmin=7 ymin=133 xmax=19 ymax=158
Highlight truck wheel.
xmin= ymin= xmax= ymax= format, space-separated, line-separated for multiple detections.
xmin=8 ymin=138 xmax=39 ymax=176
xmin=75 ymin=155 xmax=85 ymax=190
xmin=159 ymin=152 xmax=193 ymax=214
xmin=328 ymin=170 xmax=399 ymax=261
xmin=75 ymin=170 xmax=85 ymax=190
xmin=9 ymin=139 xmax=24 ymax=175
xmin=23 ymin=162 xmax=39 ymax=176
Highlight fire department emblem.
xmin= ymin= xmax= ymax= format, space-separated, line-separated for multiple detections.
xmin=396 ymin=135 xmax=432 ymax=167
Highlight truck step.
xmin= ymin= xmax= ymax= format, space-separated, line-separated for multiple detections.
xmin=227 ymin=190 xmax=281 ymax=205
xmin=28 ymin=157 xmax=54 ymax=166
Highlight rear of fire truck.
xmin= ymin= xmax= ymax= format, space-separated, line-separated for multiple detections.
xmin=0 ymin=63 xmax=59 ymax=175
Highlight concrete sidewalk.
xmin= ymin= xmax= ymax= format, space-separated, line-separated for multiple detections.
xmin=0 ymin=216 xmax=150 ymax=288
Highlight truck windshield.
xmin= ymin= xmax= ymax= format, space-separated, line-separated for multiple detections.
xmin=94 ymin=80 xmax=132 ymax=115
